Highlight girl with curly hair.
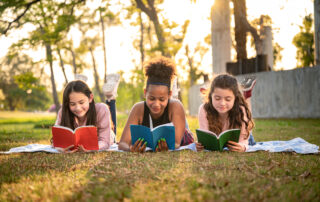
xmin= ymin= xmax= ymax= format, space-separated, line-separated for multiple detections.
xmin=118 ymin=56 xmax=194 ymax=152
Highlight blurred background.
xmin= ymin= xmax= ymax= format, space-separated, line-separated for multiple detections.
xmin=0 ymin=0 xmax=316 ymax=115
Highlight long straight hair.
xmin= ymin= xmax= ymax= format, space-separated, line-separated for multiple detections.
xmin=203 ymin=74 xmax=254 ymax=138
xmin=60 ymin=80 xmax=97 ymax=130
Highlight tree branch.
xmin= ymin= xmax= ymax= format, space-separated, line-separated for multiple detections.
xmin=135 ymin=0 xmax=152 ymax=17
xmin=245 ymin=20 xmax=263 ymax=54
xmin=2 ymin=0 xmax=41 ymax=35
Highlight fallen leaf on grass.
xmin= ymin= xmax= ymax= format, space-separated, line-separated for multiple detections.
xmin=300 ymin=171 xmax=311 ymax=178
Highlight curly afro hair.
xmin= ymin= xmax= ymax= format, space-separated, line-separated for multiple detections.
xmin=144 ymin=56 xmax=177 ymax=88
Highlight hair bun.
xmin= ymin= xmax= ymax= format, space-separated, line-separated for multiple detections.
xmin=144 ymin=56 xmax=176 ymax=82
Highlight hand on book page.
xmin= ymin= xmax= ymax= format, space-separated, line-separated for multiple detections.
xmin=130 ymin=138 xmax=147 ymax=153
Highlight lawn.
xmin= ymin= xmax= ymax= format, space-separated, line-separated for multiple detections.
xmin=0 ymin=111 xmax=319 ymax=201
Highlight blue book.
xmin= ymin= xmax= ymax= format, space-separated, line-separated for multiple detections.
xmin=130 ymin=123 xmax=175 ymax=151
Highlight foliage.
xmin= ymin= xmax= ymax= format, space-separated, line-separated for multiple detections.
xmin=127 ymin=0 xmax=190 ymax=59
xmin=0 ymin=114 xmax=319 ymax=201
xmin=0 ymin=0 xmax=121 ymax=110
xmin=0 ymin=53 xmax=51 ymax=111
xmin=15 ymin=72 xmax=51 ymax=111
xmin=273 ymin=42 xmax=283 ymax=67
xmin=250 ymin=15 xmax=284 ymax=66
xmin=116 ymin=69 xmax=145 ymax=112
xmin=33 ymin=119 xmax=55 ymax=129
xmin=180 ymin=40 xmax=209 ymax=87
xmin=292 ymin=14 xmax=314 ymax=68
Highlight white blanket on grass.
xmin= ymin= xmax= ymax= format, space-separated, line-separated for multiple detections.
xmin=0 ymin=138 xmax=318 ymax=154
xmin=0 ymin=143 xmax=197 ymax=154
xmin=246 ymin=137 xmax=319 ymax=154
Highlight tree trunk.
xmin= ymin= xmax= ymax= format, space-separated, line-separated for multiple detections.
xmin=7 ymin=97 xmax=15 ymax=111
xmin=232 ymin=0 xmax=263 ymax=59
xmin=100 ymin=8 xmax=108 ymax=83
xmin=139 ymin=11 xmax=145 ymax=69
xmin=211 ymin=0 xmax=231 ymax=74
xmin=314 ymin=0 xmax=320 ymax=65
xmin=89 ymin=47 xmax=104 ymax=102
xmin=185 ymin=45 xmax=194 ymax=87
xmin=57 ymin=48 xmax=68 ymax=85
xmin=46 ymin=43 xmax=60 ymax=113
xmin=233 ymin=0 xmax=247 ymax=60
xmin=135 ymin=0 xmax=168 ymax=56
xmin=69 ymin=48 xmax=77 ymax=75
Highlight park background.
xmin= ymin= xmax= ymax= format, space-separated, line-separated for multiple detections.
xmin=0 ymin=1 xmax=319 ymax=201
xmin=0 ymin=0 xmax=317 ymax=115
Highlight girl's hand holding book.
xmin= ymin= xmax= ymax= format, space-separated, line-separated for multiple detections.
xmin=55 ymin=145 xmax=77 ymax=153
xmin=226 ymin=141 xmax=246 ymax=152
xmin=55 ymin=145 xmax=94 ymax=153
xmin=155 ymin=138 xmax=168 ymax=152
xmin=195 ymin=142 xmax=204 ymax=151
xmin=77 ymin=145 xmax=94 ymax=152
xmin=130 ymin=138 xmax=147 ymax=153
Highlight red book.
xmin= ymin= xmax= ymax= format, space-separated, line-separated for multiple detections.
xmin=52 ymin=125 xmax=99 ymax=151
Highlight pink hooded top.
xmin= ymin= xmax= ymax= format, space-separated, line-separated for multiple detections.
xmin=198 ymin=104 xmax=249 ymax=151
xmin=55 ymin=103 xmax=114 ymax=150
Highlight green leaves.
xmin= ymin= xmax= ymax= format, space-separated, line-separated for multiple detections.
xmin=292 ymin=14 xmax=314 ymax=67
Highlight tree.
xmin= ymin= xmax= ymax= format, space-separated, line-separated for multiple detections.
xmin=183 ymin=38 xmax=209 ymax=87
xmin=293 ymin=14 xmax=314 ymax=67
xmin=0 ymin=53 xmax=50 ymax=110
xmin=231 ymin=0 xmax=262 ymax=60
xmin=250 ymin=15 xmax=283 ymax=67
xmin=80 ymin=35 xmax=105 ymax=102
xmin=116 ymin=69 xmax=144 ymax=112
xmin=0 ymin=0 xmax=84 ymax=113
xmin=14 ymin=72 xmax=51 ymax=110
xmin=133 ymin=0 xmax=190 ymax=58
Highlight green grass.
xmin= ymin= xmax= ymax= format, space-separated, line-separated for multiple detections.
xmin=0 ymin=112 xmax=319 ymax=201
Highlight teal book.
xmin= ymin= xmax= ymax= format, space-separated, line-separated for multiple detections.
xmin=196 ymin=128 xmax=241 ymax=151
xmin=130 ymin=123 xmax=175 ymax=151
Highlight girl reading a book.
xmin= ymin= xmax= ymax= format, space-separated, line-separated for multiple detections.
xmin=196 ymin=74 xmax=255 ymax=152
xmin=55 ymin=80 xmax=114 ymax=152
xmin=118 ymin=56 xmax=194 ymax=152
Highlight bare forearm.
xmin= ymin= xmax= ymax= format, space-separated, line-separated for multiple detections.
xmin=118 ymin=142 xmax=130 ymax=151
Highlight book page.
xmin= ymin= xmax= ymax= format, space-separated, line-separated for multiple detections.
xmin=75 ymin=126 xmax=99 ymax=150
xmin=52 ymin=125 xmax=75 ymax=133
xmin=130 ymin=125 xmax=154 ymax=149
xmin=152 ymin=125 xmax=175 ymax=150
xmin=151 ymin=122 xmax=174 ymax=131
xmin=196 ymin=128 xmax=218 ymax=138
xmin=52 ymin=126 xmax=75 ymax=149
xmin=218 ymin=129 xmax=241 ymax=151
xmin=196 ymin=129 xmax=219 ymax=151
xmin=74 ymin=125 xmax=96 ymax=133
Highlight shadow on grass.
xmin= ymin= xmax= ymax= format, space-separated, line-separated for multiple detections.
xmin=0 ymin=152 xmax=99 ymax=189
xmin=187 ymin=151 xmax=320 ymax=201
xmin=69 ymin=151 xmax=182 ymax=201
xmin=0 ymin=124 xmax=52 ymax=151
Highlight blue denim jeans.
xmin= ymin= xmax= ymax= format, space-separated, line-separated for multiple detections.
xmin=248 ymin=132 xmax=256 ymax=145
xmin=106 ymin=100 xmax=116 ymax=135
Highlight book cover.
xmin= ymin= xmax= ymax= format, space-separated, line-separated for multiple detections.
xmin=196 ymin=128 xmax=240 ymax=151
xmin=130 ymin=123 xmax=175 ymax=151
xmin=52 ymin=125 xmax=99 ymax=150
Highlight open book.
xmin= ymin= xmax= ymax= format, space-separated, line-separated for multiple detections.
xmin=52 ymin=125 xmax=99 ymax=150
xmin=130 ymin=123 xmax=175 ymax=151
xmin=196 ymin=128 xmax=240 ymax=151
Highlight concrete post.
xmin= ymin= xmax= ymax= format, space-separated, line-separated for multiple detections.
xmin=211 ymin=0 xmax=231 ymax=74
xmin=261 ymin=26 xmax=274 ymax=70
xmin=314 ymin=0 xmax=320 ymax=65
